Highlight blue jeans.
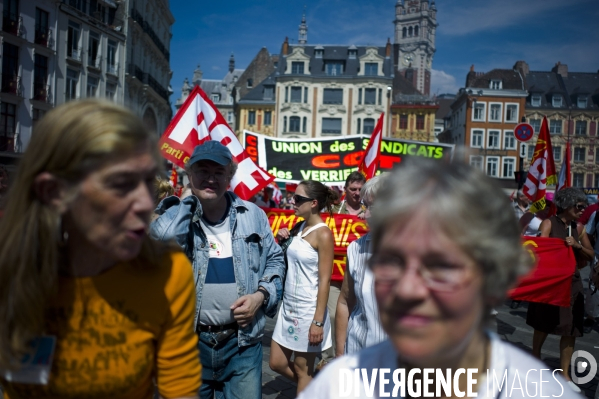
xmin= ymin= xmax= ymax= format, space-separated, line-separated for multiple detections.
xmin=199 ymin=332 xmax=262 ymax=399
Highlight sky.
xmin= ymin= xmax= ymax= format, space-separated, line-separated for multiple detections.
xmin=168 ymin=0 xmax=599 ymax=106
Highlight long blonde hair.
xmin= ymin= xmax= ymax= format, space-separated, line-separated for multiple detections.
xmin=0 ymin=100 xmax=168 ymax=368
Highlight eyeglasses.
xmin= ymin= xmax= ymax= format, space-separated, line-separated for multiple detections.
xmin=369 ymin=253 xmax=473 ymax=292
xmin=576 ymin=204 xmax=587 ymax=211
xmin=190 ymin=169 xmax=228 ymax=182
xmin=292 ymin=194 xmax=314 ymax=204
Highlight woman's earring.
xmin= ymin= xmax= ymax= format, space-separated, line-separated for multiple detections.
xmin=58 ymin=218 xmax=69 ymax=246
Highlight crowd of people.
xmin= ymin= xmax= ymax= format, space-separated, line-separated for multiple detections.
xmin=0 ymin=99 xmax=590 ymax=398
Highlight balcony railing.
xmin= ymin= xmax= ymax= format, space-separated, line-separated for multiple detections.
xmin=107 ymin=62 xmax=118 ymax=75
xmin=1 ymin=75 xmax=22 ymax=96
xmin=88 ymin=55 xmax=102 ymax=69
xmin=130 ymin=8 xmax=170 ymax=61
xmin=35 ymin=26 xmax=54 ymax=48
xmin=33 ymin=82 xmax=52 ymax=104
xmin=0 ymin=131 xmax=18 ymax=153
xmin=127 ymin=64 xmax=169 ymax=101
xmin=2 ymin=12 xmax=23 ymax=36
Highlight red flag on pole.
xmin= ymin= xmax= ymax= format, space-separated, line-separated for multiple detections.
xmin=358 ymin=112 xmax=384 ymax=180
xmin=523 ymin=116 xmax=557 ymax=213
xmin=158 ymin=86 xmax=274 ymax=200
xmin=556 ymin=140 xmax=571 ymax=191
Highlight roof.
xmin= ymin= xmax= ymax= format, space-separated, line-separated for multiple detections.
xmin=465 ymin=68 xmax=525 ymax=90
xmin=435 ymin=98 xmax=454 ymax=120
xmin=238 ymin=72 xmax=277 ymax=105
xmin=525 ymin=69 xmax=599 ymax=110
xmin=277 ymin=44 xmax=393 ymax=78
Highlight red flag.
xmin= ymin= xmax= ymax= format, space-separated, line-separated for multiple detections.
xmin=523 ymin=116 xmax=557 ymax=213
xmin=556 ymin=141 xmax=571 ymax=191
xmin=509 ymin=237 xmax=575 ymax=307
xmin=158 ymin=86 xmax=274 ymax=200
xmin=169 ymin=165 xmax=178 ymax=187
xmin=357 ymin=113 xmax=384 ymax=180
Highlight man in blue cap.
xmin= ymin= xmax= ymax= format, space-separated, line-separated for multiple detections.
xmin=150 ymin=140 xmax=285 ymax=399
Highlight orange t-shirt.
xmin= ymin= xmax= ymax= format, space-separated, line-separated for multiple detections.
xmin=2 ymin=251 xmax=201 ymax=399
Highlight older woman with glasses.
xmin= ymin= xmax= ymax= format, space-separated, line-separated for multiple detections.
xmin=526 ymin=187 xmax=594 ymax=393
xmin=298 ymin=158 xmax=580 ymax=398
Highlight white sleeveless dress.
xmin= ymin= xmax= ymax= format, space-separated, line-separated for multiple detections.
xmin=272 ymin=222 xmax=333 ymax=352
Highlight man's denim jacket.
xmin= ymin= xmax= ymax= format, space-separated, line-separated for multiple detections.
xmin=149 ymin=192 xmax=285 ymax=347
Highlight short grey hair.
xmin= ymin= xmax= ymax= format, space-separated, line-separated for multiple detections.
xmin=360 ymin=175 xmax=384 ymax=203
xmin=554 ymin=187 xmax=587 ymax=212
xmin=369 ymin=158 xmax=532 ymax=310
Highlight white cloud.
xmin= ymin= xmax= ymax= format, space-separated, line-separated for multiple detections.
xmin=431 ymin=69 xmax=459 ymax=96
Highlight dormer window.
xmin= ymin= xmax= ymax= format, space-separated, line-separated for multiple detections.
xmin=552 ymin=95 xmax=562 ymax=107
xmin=490 ymin=80 xmax=502 ymax=90
xmin=365 ymin=63 xmax=378 ymax=76
xmin=348 ymin=49 xmax=357 ymax=59
xmin=578 ymin=96 xmax=587 ymax=109
xmin=531 ymin=94 xmax=541 ymax=107
xmin=263 ymin=86 xmax=274 ymax=100
xmin=247 ymin=79 xmax=253 ymax=88
xmin=291 ymin=62 xmax=304 ymax=74
xmin=211 ymin=94 xmax=220 ymax=102
xmin=325 ymin=62 xmax=344 ymax=76
xmin=315 ymin=49 xmax=324 ymax=59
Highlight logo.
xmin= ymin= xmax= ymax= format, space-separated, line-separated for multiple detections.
xmin=571 ymin=350 xmax=597 ymax=385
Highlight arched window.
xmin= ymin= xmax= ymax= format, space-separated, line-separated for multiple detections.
xmin=402 ymin=27 xmax=407 ymax=38
xmin=290 ymin=116 xmax=301 ymax=132
xmin=283 ymin=116 xmax=287 ymax=132
xmin=414 ymin=26 xmax=419 ymax=37
xmin=408 ymin=26 xmax=413 ymax=36
xmin=302 ymin=117 xmax=307 ymax=133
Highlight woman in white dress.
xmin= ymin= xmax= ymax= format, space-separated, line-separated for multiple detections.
xmin=270 ymin=180 xmax=336 ymax=394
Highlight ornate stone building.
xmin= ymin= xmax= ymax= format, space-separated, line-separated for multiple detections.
xmin=393 ymin=0 xmax=437 ymax=96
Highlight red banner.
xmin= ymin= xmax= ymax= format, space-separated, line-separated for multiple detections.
xmin=509 ymin=237 xmax=575 ymax=307
xmin=264 ymin=209 xmax=368 ymax=281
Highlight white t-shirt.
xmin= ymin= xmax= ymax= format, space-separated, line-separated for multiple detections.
xmin=298 ymin=333 xmax=581 ymax=399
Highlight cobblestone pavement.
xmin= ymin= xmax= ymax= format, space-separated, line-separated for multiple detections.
xmin=260 ymin=300 xmax=599 ymax=398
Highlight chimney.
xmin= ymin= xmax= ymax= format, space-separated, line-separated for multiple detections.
xmin=513 ymin=60 xmax=529 ymax=76
xmin=551 ymin=61 xmax=568 ymax=78
xmin=385 ymin=38 xmax=391 ymax=57
xmin=466 ymin=65 xmax=476 ymax=87
xmin=192 ymin=65 xmax=203 ymax=85
xmin=282 ymin=37 xmax=289 ymax=56
xmin=229 ymin=53 xmax=235 ymax=73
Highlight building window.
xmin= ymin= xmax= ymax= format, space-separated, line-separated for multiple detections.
xmin=364 ymin=88 xmax=376 ymax=105
xmin=416 ymin=115 xmax=425 ymax=130
xmin=106 ymin=40 xmax=117 ymax=74
xmin=528 ymin=144 xmax=535 ymax=160
xmin=486 ymin=157 xmax=499 ymax=177
xmin=365 ymin=63 xmax=378 ymax=76
xmin=248 ymin=110 xmax=256 ymax=125
xmin=0 ymin=102 xmax=16 ymax=151
xmin=227 ymin=111 xmax=233 ymax=124
xmin=315 ymin=49 xmax=323 ymax=58
xmin=531 ymin=95 xmax=541 ymax=107
xmin=553 ymin=146 xmax=562 ymax=162
xmin=530 ymin=119 xmax=541 ymax=133
xmin=325 ymin=62 xmax=343 ymax=76
xmin=304 ymin=87 xmax=308 ymax=104
xmin=289 ymin=116 xmax=300 ymax=132
xmin=470 ymin=156 xmax=483 ymax=171
xmin=105 ymin=82 xmax=116 ymax=100
xmin=549 ymin=120 xmax=562 ymax=134
xmin=323 ymin=88 xmax=343 ymax=104
xmin=378 ymin=89 xmax=382 ymax=105
xmin=291 ymin=62 xmax=304 ymax=74
xmin=86 ymin=76 xmax=98 ymax=97
xmin=575 ymin=121 xmax=587 ymax=135
xmin=348 ymin=49 xmax=357 ymax=59
xmin=399 ymin=114 xmax=408 ymax=129
xmin=487 ymin=130 xmax=500 ymax=149
xmin=573 ymin=173 xmax=584 ymax=188
xmin=490 ymin=80 xmax=502 ymax=90
xmin=505 ymin=104 xmax=518 ymax=123
xmin=402 ymin=27 xmax=407 ymax=38
xmin=503 ymin=158 xmax=515 ymax=178
xmin=247 ymin=78 xmax=253 ymax=88
xmin=472 ymin=102 xmax=485 ymax=121
xmin=574 ymin=147 xmax=585 ymax=163
xmin=66 ymin=68 xmax=79 ymax=101
xmin=504 ymin=131 xmax=516 ymax=150
xmin=322 ymin=118 xmax=342 ymax=134
xmin=88 ymin=31 xmax=100 ymax=68
xmin=263 ymin=86 xmax=274 ymax=100
xmin=32 ymin=108 xmax=46 ymax=130
xmin=283 ymin=116 xmax=287 ymax=132
xmin=33 ymin=54 xmax=48 ymax=101
xmin=578 ymin=97 xmax=587 ymax=109
xmin=35 ymin=8 xmax=50 ymax=46
xmin=2 ymin=0 xmax=19 ymax=35
xmin=552 ymin=95 xmax=562 ymax=107
xmin=290 ymin=86 xmax=302 ymax=103
xmin=1 ymin=42 xmax=19 ymax=94
xmin=67 ymin=21 xmax=81 ymax=60
xmin=471 ymin=130 xmax=483 ymax=148
xmin=489 ymin=104 xmax=502 ymax=122
xmin=363 ymin=118 xmax=375 ymax=134
xmin=357 ymin=118 xmax=361 ymax=134
xmin=264 ymin=111 xmax=272 ymax=126
xmin=211 ymin=94 xmax=220 ymax=103
xmin=302 ymin=117 xmax=307 ymax=133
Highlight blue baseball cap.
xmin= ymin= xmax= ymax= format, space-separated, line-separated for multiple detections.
xmin=187 ymin=141 xmax=233 ymax=167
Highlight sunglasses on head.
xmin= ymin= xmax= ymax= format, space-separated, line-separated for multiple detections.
xmin=293 ymin=194 xmax=314 ymax=203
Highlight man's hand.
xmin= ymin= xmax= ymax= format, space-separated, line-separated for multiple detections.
xmin=230 ymin=292 xmax=263 ymax=328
